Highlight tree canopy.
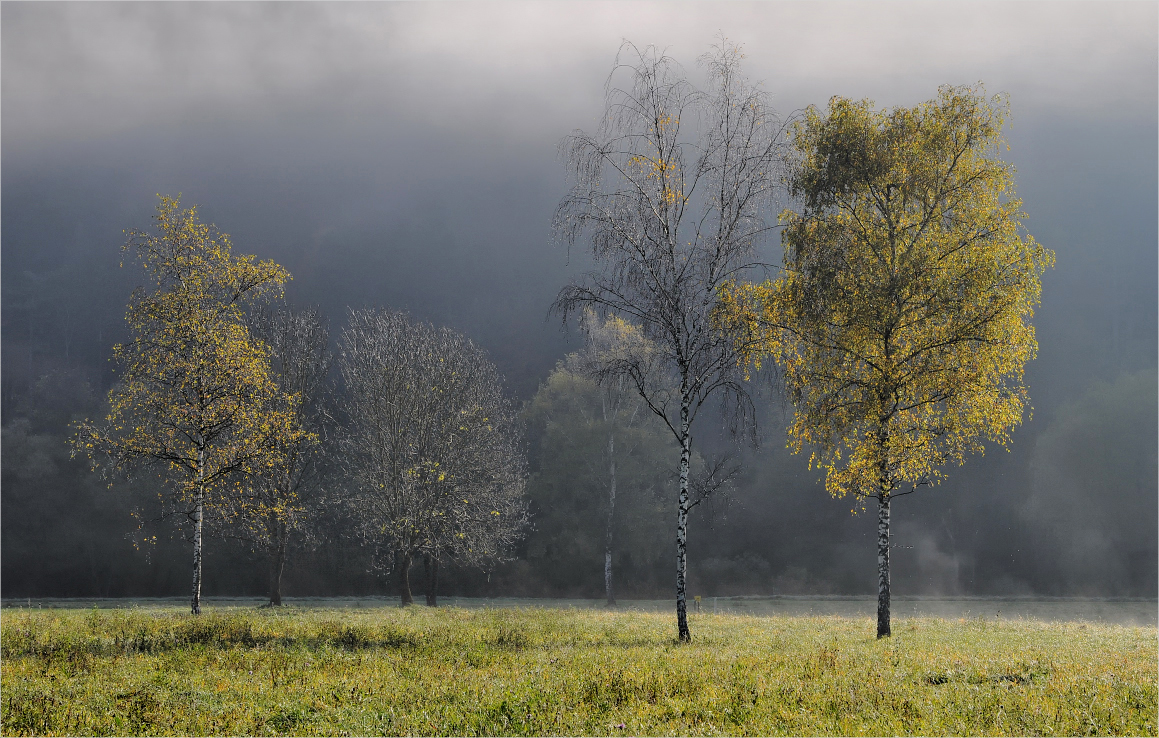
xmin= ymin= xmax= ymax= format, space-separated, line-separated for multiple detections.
xmin=339 ymin=309 xmax=528 ymax=605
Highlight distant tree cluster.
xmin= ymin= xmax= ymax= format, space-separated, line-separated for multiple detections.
xmin=74 ymin=198 xmax=528 ymax=613
xmin=522 ymin=311 xmax=675 ymax=603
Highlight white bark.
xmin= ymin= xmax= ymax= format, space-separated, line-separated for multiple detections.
xmin=191 ymin=450 xmax=205 ymax=615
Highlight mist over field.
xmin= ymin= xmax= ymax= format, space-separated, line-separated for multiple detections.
xmin=2 ymin=2 xmax=1155 ymax=602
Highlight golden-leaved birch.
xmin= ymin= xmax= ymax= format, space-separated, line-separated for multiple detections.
xmin=73 ymin=196 xmax=303 ymax=614
xmin=720 ymin=85 xmax=1054 ymax=638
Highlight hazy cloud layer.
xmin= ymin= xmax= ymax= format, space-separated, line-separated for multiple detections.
xmin=4 ymin=2 xmax=1156 ymax=156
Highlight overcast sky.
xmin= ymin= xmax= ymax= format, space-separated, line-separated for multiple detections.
xmin=4 ymin=2 xmax=1156 ymax=151
xmin=6 ymin=1 xmax=1154 ymax=197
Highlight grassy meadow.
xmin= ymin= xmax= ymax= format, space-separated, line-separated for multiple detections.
xmin=1 ymin=604 xmax=1155 ymax=736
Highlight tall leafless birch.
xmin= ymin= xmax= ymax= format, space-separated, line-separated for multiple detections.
xmin=339 ymin=309 xmax=528 ymax=606
xmin=553 ymin=42 xmax=784 ymax=641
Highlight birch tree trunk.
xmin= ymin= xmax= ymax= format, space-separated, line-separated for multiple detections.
xmin=675 ymin=400 xmax=692 ymax=642
xmin=876 ymin=494 xmax=891 ymax=638
xmin=604 ymin=431 xmax=617 ymax=607
xmin=191 ymin=488 xmax=204 ymax=615
xmin=398 ymin=550 xmax=414 ymax=606
xmin=191 ymin=452 xmax=205 ymax=615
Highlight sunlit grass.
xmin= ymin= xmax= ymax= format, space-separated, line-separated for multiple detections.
xmin=2 ymin=605 xmax=1154 ymax=736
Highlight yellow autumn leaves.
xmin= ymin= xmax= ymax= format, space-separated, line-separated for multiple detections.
xmin=76 ymin=195 xmax=309 ymax=519
xmin=628 ymin=114 xmax=685 ymax=208
xmin=719 ymin=84 xmax=1054 ymax=503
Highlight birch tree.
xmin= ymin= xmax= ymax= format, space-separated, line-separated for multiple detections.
xmin=553 ymin=42 xmax=784 ymax=640
xmin=721 ymin=86 xmax=1054 ymax=637
xmin=72 ymin=196 xmax=299 ymax=614
xmin=339 ymin=309 xmax=527 ymax=606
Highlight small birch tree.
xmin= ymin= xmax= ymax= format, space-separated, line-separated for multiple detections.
xmin=553 ymin=42 xmax=784 ymax=640
xmin=72 ymin=196 xmax=299 ymax=615
xmin=229 ymin=303 xmax=332 ymax=606
xmin=721 ymin=86 xmax=1054 ymax=637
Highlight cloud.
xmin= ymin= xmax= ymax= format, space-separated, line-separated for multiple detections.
xmin=3 ymin=1 xmax=1154 ymax=156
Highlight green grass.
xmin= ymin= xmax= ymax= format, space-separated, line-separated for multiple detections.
xmin=2 ymin=605 xmax=1155 ymax=736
